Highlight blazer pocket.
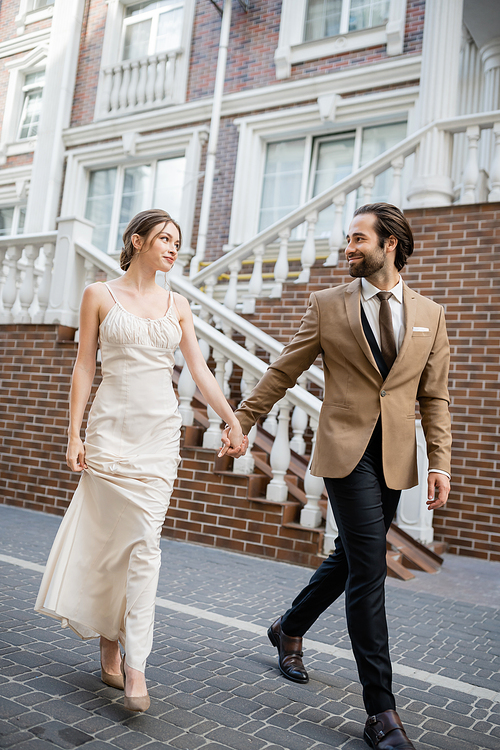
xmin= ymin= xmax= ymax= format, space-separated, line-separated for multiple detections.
xmin=321 ymin=401 xmax=350 ymax=411
xmin=411 ymin=331 xmax=432 ymax=337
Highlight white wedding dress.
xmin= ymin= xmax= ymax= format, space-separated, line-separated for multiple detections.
xmin=35 ymin=284 xmax=182 ymax=671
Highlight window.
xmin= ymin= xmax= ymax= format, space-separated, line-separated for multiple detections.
xmin=122 ymin=0 xmax=184 ymax=60
xmin=259 ymin=121 xmax=406 ymax=235
xmin=33 ymin=0 xmax=54 ymax=8
xmin=304 ymin=0 xmax=390 ymax=42
xmin=0 ymin=206 xmax=26 ymax=236
xmin=18 ymin=70 xmax=44 ymax=140
xmin=85 ymin=156 xmax=186 ymax=254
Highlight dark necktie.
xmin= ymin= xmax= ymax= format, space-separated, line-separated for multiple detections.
xmin=377 ymin=291 xmax=397 ymax=369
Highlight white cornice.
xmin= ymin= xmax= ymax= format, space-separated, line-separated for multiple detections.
xmin=0 ymin=28 xmax=51 ymax=60
xmin=63 ymin=54 xmax=422 ymax=147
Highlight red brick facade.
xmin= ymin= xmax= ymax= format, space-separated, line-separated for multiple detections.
xmin=1 ymin=203 xmax=499 ymax=563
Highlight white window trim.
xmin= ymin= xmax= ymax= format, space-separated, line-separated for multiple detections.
xmin=0 ymin=45 xmax=48 ymax=165
xmin=94 ymin=0 xmax=196 ymax=120
xmin=61 ymin=125 xmax=208 ymax=256
xmin=15 ymin=0 xmax=54 ymax=37
xmin=275 ymin=0 xmax=408 ymax=80
xmin=228 ymin=89 xmax=416 ymax=247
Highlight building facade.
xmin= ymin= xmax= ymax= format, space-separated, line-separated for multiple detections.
xmin=0 ymin=0 xmax=499 ymax=564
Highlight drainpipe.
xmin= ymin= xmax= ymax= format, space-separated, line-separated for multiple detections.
xmin=190 ymin=0 xmax=232 ymax=277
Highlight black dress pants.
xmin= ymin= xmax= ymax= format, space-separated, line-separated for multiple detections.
xmin=280 ymin=420 xmax=401 ymax=716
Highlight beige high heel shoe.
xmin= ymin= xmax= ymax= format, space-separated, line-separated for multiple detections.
xmin=121 ymin=655 xmax=150 ymax=713
xmin=100 ymin=640 xmax=124 ymax=690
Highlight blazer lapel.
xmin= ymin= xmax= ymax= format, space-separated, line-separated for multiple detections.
xmin=393 ymin=281 xmax=417 ymax=366
xmin=345 ymin=279 xmax=381 ymax=376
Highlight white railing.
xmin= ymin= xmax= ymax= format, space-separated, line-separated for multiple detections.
xmin=97 ymin=50 xmax=182 ymax=118
xmin=190 ymin=110 xmax=500 ymax=313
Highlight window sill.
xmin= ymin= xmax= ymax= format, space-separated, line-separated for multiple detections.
xmin=275 ymin=25 xmax=392 ymax=80
xmin=0 ymin=139 xmax=37 ymax=164
xmin=16 ymin=6 xmax=54 ymax=36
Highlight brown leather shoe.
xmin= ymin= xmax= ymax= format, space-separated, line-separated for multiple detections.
xmin=267 ymin=617 xmax=309 ymax=684
xmin=364 ymin=710 xmax=415 ymax=749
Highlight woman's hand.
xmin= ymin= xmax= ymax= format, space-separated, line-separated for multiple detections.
xmin=66 ymin=436 xmax=87 ymax=472
xmin=219 ymin=423 xmax=248 ymax=458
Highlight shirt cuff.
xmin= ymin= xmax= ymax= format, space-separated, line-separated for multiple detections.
xmin=428 ymin=469 xmax=451 ymax=479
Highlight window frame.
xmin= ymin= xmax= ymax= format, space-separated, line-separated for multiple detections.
xmin=15 ymin=0 xmax=54 ymax=35
xmin=84 ymin=154 xmax=186 ymax=255
xmin=17 ymin=70 xmax=45 ymax=141
xmin=275 ymin=0 xmax=408 ymax=80
xmin=121 ymin=0 xmax=184 ymax=60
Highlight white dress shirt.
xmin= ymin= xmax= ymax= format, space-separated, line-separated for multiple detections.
xmin=360 ymin=277 xmax=450 ymax=481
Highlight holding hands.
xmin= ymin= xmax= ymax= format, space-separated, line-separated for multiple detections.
xmin=219 ymin=421 xmax=248 ymax=458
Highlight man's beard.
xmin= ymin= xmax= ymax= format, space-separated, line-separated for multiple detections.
xmin=348 ymin=246 xmax=386 ymax=278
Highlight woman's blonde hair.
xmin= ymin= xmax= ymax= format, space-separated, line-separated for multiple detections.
xmin=120 ymin=209 xmax=182 ymax=272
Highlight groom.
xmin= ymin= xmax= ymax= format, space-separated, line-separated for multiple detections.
xmin=222 ymin=203 xmax=452 ymax=750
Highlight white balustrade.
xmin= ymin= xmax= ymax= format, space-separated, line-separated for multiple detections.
xmin=461 ymin=125 xmax=481 ymax=203
xmin=17 ymin=244 xmax=39 ymax=323
xmin=34 ymin=244 xmax=55 ymax=323
xmin=0 ymin=246 xmax=9 ymax=315
xmin=99 ymin=50 xmax=180 ymax=118
xmin=269 ymin=228 xmax=290 ymax=299
xmin=361 ymin=174 xmax=375 ymax=204
xmin=388 ymin=156 xmax=405 ymax=207
xmin=289 ymin=376 xmax=308 ymax=455
xmin=324 ymin=193 xmax=345 ymax=267
xmin=203 ymin=347 xmax=226 ymax=449
xmin=397 ymin=421 xmax=433 ymax=543
xmin=323 ymin=502 xmax=338 ymax=555
xmin=266 ymin=399 xmax=292 ymax=502
xmin=224 ymin=260 xmax=241 ymax=312
xmin=242 ymin=243 xmax=264 ymax=314
xmin=489 ymin=122 xmax=500 ymax=201
xmin=84 ymin=258 xmax=98 ymax=287
xmin=1 ymin=246 xmax=23 ymax=323
xmin=296 ymin=211 xmax=318 ymax=284
xmin=177 ymin=340 xmax=209 ymax=426
xmin=300 ymin=418 xmax=325 ymax=528
xmin=233 ymin=337 xmax=257 ymax=474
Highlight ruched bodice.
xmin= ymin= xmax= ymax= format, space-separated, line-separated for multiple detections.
xmin=36 ymin=285 xmax=184 ymax=672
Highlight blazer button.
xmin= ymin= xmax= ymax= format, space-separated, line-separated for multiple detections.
xmin=380 ymin=390 xmax=386 ymax=397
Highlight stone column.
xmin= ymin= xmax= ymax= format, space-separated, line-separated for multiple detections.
xmin=24 ymin=0 xmax=86 ymax=233
xmin=407 ymin=0 xmax=465 ymax=206
xmin=479 ymin=37 xmax=500 ymax=174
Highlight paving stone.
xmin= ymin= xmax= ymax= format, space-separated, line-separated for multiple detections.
xmin=29 ymin=720 xmax=93 ymax=748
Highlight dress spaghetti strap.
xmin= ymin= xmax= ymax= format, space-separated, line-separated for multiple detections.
xmin=168 ymin=290 xmax=180 ymax=320
xmin=104 ymin=282 xmax=118 ymax=304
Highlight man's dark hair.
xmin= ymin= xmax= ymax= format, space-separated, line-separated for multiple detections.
xmin=353 ymin=202 xmax=414 ymax=271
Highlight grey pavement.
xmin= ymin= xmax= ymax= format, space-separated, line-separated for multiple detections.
xmin=1 ymin=504 xmax=500 ymax=750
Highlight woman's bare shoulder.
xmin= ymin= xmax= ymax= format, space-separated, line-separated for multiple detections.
xmin=172 ymin=292 xmax=190 ymax=314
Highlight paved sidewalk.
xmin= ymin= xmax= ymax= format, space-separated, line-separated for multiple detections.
xmin=0 ymin=504 xmax=499 ymax=750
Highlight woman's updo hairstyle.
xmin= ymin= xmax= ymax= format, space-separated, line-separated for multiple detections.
xmin=120 ymin=209 xmax=182 ymax=272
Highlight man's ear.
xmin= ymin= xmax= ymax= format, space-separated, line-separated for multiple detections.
xmin=385 ymin=235 xmax=398 ymax=254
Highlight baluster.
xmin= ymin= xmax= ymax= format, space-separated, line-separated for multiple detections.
xmin=361 ymin=174 xmax=375 ymax=204
xmin=17 ymin=244 xmax=39 ymax=323
xmin=84 ymin=258 xmax=98 ymax=287
xmin=127 ymin=61 xmax=140 ymax=109
xmin=99 ymin=67 xmax=114 ymax=116
xmin=136 ymin=59 xmax=148 ymax=106
xmin=388 ymin=155 xmax=404 ymax=207
xmin=242 ymin=244 xmax=264 ymax=314
xmin=489 ymin=122 xmax=500 ymax=202
xmin=262 ymin=352 xmax=278 ymax=436
xmin=177 ymin=358 xmax=197 ymax=426
xmin=289 ymin=377 xmax=308 ymax=455
xmin=118 ymin=61 xmax=131 ymax=112
xmin=295 ymin=210 xmax=318 ymax=284
xmin=300 ymin=418 xmax=325 ymax=528
xmin=224 ymin=260 xmax=241 ymax=312
xmin=266 ymin=399 xmax=292 ymax=502
xmin=0 ymin=246 xmax=9 ymax=315
xmin=203 ymin=348 xmax=226 ymax=449
xmin=223 ymin=358 xmax=233 ymax=399
xmin=165 ymin=52 xmax=176 ymax=100
xmin=145 ymin=56 xmax=156 ymax=104
xmin=323 ymin=501 xmax=339 ymax=555
xmin=154 ymin=52 xmax=167 ymax=103
xmin=324 ymin=193 xmax=345 ymax=267
xmin=1 ymin=246 xmax=23 ymax=323
xmin=109 ymin=65 xmax=122 ymax=114
xmin=34 ymin=243 xmax=55 ymax=323
xmin=270 ymin=228 xmax=290 ymax=298
xmin=461 ymin=125 xmax=480 ymax=203
xmin=233 ymin=338 xmax=257 ymax=474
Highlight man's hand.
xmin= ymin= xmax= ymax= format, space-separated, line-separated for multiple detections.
xmin=426 ymin=472 xmax=450 ymax=510
xmin=219 ymin=425 xmax=248 ymax=458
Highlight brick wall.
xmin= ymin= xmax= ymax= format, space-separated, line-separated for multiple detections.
xmin=70 ymin=0 xmax=107 ymax=128
xmin=241 ymin=202 xmax=500 ymax=562
xmin=1 ymin=203 xmax=498 ymax=562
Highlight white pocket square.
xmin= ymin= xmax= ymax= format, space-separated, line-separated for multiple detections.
xmin=413 ymin=326 xmax=429 ymax=332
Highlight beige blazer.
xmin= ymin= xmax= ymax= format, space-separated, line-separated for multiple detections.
xmin=236 ymin=279 xmax=452 ymax=490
